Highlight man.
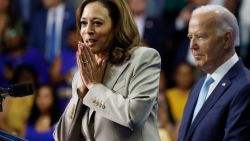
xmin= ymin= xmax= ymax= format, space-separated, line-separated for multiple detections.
xmin=178 ymin=5 xmax=250 ymax=141
xmin=29 ymin=0 xmax=75 ymax=63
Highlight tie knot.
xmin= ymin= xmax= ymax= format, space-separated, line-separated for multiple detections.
xmin=204 ymin=76 xmax=214 ymax=86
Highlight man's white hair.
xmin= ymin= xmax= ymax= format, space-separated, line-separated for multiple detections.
xmin=192 ymin=5 xmax=240 ymax=47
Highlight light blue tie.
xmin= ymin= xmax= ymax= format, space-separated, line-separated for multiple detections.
xmin=47 ymin=11 xmax=57 ymax=62
xmin=192 ymin=76 xmax=214 ymax=122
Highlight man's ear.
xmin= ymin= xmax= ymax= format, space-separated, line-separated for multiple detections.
xmin=223 ymin=31 xmax=233 ymax=49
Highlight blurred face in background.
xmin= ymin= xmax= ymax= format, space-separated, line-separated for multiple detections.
xmin=3 ymin=28 xmax=22 ymax=49
xmin=42 ymin=0 xmax=61 ymax=8
xmin=18 ymin=69 xmax=36 ymax=84
xmin=127 ymin=0 xmax=147 ymax=15
xmin=0 ymin=0 xmax=9 ymax=13
xmin=189 ymin=0 xmax=208 ymax=7
xmin=175 ymin=63 xmax=194 ymax=90
xmin=36 ymin=86 xmax=54 ymax=113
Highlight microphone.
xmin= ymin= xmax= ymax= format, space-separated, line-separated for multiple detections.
xmin=0 ymin=83 xmax=34 ymax=97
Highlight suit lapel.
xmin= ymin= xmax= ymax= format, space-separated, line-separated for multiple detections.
xmin=185 ymin=79 xmax=231 ymax=140
xmin=103 ymin=60 xmax=130 ymax=89
xmin=179 ymin=80 xmax=204 ymax=141
xmin=88 ymin=60 xmax=130 ymax=119
xmin=67 ymin=99 xmax=86 ymax=141
xmin=185 ymin=60 xmax=242 ymax=141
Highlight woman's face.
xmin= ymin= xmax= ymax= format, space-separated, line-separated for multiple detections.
xmin=80 ymin=1 xmax=114 ymax=55
xmin=36 ymin=86 xmax=53 ymax=113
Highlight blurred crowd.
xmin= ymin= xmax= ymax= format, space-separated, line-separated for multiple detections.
xmin=0 ymin=0 xmax=249 ymax=141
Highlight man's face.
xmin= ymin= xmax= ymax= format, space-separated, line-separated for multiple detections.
xmin=188 ymin=13 xmax=226 ymax=73
xmin=42 ymin=0 xmax=61 ymax=8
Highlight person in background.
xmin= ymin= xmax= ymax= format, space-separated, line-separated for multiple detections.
xmin=166 ymin=62 xmax=194 ymax=123
xmin=50 ymin=26 xmax=79 ymax=112
xmin=126 ymin=0 xmax=169 ymax=77
xmin=54 ymin=0 xmax=161 ymax=140
xmin=28 ymin=0 xmax=76 ymax=64
xmin=0 ymin=0 xmax=21 ymax=54
xmin=11 ymin=0 xmax=43 ymax=36
xmin=0 ymin=64 xmax=39 ymax=136
xmin=179 ymin=5 xmax=250 ymax=141
xmin=158 ymin=89 xmax=177 ymax=141
xmin=0 ymin=23 xmax=49 ymax=88
xmin=25 ymin=84 xmax=60 ymax=141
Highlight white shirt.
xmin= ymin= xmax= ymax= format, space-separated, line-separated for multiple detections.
xmin=206 ymin=53 xmax=239 ymax=99
xmin=46 ymin=3 xmax=65 ymax=59
xmin=134 ymin=15 xmax=145 ymax=38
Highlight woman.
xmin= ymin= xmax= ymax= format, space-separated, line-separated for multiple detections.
xmin=25 ymin=84 xmax=60 ymax=141
xmin=54 ymin=0 xmax=161 ymax=141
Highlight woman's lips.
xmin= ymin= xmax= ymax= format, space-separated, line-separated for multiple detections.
xmin=86 ymin=39 xmax=97 ymax=47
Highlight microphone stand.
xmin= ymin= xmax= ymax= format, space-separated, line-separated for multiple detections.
xmin=0 ymin=88 xmax=28 ymax=141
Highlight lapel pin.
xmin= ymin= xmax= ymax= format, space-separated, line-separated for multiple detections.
xmin=222 ymin=83 xmax=226 ymax=86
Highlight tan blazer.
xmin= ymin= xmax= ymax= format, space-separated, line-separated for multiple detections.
xmin=54 ymin=47 xmax=161 ymax=141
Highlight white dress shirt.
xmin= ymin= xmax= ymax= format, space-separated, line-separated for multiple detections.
xmin=46 ymin=3 xmax=65 ymax=59
xmin=206 ymin=53 xmax=239 ymax=99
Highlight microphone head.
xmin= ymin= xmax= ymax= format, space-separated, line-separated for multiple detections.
xmin=8 ymin=83 xmax=34 ymax=97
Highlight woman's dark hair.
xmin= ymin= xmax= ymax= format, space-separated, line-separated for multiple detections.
xmin=76 ymin=0 xmax=141 ymax=64
xmin=27 ymin=84 xmax=60 ymax=126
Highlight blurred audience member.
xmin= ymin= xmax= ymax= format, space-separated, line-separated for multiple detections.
xmin=0 ymin=64 xmax=39 ymax=136
xmin=239 ymin=0 xmax=250 ymax=68
xmin=0 ymin=23 xmax=49 ymax=87
xmin=28 ymin=0 xmax=76 ymax=64
xmin=146 ymin=0 xmax=165 ymax=17
xmin=11 ymin=0 xmax=43 ymax=36
xmin=65 ymin=0 xmax=82 ymax=10
xmin=166 ymin=0 xmax=208 ymax=87
xmin=163 ymin=0 xmax=187 ymax=26
xmin=50 ymin=26 xmax=79 ymax=111
xmin=158 ymin=92 xmax=177 ymax=141
xmin=127 ymin=0 xmax=169 ymax=74
xmin=25 ymin=84 xmax=60 ymax=141
xmin=0 ymin=0 xmax=21 ymax=54
xmin=166 ymin=62 xmax=195 ymax=122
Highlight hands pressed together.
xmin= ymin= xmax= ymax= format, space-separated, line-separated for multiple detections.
xmin=76 ymin=42 xmax=107 ymax=96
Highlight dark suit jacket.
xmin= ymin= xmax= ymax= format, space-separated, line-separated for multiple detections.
xmin=179 ymin=60 xmax=250 ymax=141
xmin=28 ymin=4 xmax=75 ymax=57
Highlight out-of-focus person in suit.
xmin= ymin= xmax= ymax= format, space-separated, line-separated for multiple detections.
xmin=28 ymin=0 xmax=76 ymax=64
xmin=53 ymin=0 xmax=161 ymax=141
xmin=178 ymin=5 xmax=250 ymax=141
xmin=126 ymin=0 xmax=169 ymax=76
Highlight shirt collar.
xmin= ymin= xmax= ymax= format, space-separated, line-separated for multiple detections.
xmin=209 ymin=53 xmax=239 ymax=83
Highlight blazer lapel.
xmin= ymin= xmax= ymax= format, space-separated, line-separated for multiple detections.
xmin=179 ymin=80 xmax=204 ymax=141
xmin=185 ymin=60 xmax=242 ymax=141
xmin=185 ymin=79 xmax=231 ymax=141
xmin=103 ymin=60 xmax=130 ymax=89
xmin=67 ymin=98 xmax=86 ymax=141
xmin=88 ymin=60 xmax=130 ymax=119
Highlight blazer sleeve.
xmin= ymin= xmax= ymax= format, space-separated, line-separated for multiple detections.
xmin=223 ymin=84 xmax=250 ymax=140
xmin=82 ymin=48 xmax=161 ymax=130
